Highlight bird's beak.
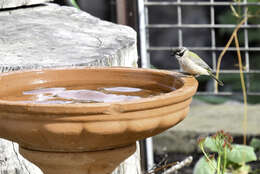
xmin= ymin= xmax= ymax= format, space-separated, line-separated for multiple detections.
xmin=171 ymin=50 xmax=177 ymax=56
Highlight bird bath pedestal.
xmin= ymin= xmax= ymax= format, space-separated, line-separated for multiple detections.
xmin=19 ymin=144 xmax=136 ymax=174
xmin=0 ymin=67 xmax=197 ymax=174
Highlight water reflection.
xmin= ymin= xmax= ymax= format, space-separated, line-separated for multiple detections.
xmin=4 ymin=86 xmax=170 ymax=104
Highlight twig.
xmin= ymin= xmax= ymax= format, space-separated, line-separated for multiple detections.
xmin=146 ymin=161 xmax=177 ymax=174
xmin=161 ymin=156 xmax=193 ymax=174
xmin=215 ymin=17 xmax=248 ymax=91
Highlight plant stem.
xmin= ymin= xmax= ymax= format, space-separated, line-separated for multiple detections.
xmin=200 ymin=145 xmax=217 ymax=171
xmin=222 ymin=147 xmax=227 ymax=174
xmin=70 ymin=0 xmax=80 ymax=9
xmin=234 ymin=32 xmax=248 ymax=145
xmin=215 ymin=17 xmax=248 ymax=146
xmin=217 ymin=155 xmax=221 ymax=174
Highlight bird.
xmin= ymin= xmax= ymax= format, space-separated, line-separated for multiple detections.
xmin=171 ymin=47 xmax=224 ymax=86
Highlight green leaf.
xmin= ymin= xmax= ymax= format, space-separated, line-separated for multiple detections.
xmin=193 ymin=157 xmax=217 ymax=174
xmin=204 ymin=137 xmax=218 ymax=152
xmin=227 ymin=144 xmax=257 ymax=163
xmin=250 ymin=138 xmax=260 ymax=151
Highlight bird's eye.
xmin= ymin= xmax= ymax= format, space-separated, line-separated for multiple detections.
xmin=179 ymin=51 xmax=184 ymax=57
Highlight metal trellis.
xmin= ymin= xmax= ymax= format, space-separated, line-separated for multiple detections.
xmin=138 ymin=0 xmax=260 ymax=96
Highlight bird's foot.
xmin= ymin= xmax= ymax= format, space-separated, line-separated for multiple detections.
xmin=176 ymin=72 xmax=195 ymax=78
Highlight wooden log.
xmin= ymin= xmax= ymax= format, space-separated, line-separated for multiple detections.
xmin=0 ymin=3 xmax=139 ymax=174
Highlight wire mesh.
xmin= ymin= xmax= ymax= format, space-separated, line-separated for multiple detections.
xmin=138 ymin=0 xmax=260 ymax=96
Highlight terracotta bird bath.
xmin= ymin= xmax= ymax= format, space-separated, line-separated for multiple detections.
xmin=0 ymin=67 xmax=197 ymax=174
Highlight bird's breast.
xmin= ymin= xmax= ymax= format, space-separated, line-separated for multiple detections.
xmin=179 ymin=58 xmax=209 ymax=75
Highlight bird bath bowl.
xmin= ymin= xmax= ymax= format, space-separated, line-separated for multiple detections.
xmin=0 ymin=67 xmax=197 ymax=174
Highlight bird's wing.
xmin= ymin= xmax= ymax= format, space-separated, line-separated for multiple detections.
xmin=187 ymin=51 xmax=212 ymax=71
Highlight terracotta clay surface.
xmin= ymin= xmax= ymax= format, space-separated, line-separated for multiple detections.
xmin=0 ymin=67 xmax=198 ymax=152
xmin=20 ymin=143 xmax=136 ymax=174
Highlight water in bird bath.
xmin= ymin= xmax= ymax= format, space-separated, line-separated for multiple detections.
xmin=1 ymin=85 xmax=174 ymax=104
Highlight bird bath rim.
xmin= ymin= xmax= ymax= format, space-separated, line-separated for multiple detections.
xmin=0 ymin=67 xmax=197 ymax=115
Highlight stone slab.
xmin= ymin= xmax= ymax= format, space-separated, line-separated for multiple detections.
xmin=0 ymin=3 xmax=138 ymax=72
xmin=0 ymin=0 xmax=51 ymax=9
xmin=153 ymin=99 xmax=260 ymax=154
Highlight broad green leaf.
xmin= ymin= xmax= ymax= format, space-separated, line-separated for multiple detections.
xmin=250 ymin=138 xmax=260 ymax=151
xmin=193 ymin=157 xmax=217 ymax=174
xmin=204 ymin=137 xmax=218 ymax=152
xmin=227 ymin=144 xmax=257 ymax=163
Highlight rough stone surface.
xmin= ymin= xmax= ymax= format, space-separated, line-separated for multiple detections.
xmin=153 ymin=99 xmax=260 ymax=154
xmin=0 ymin=3 xmax=138 ymax=72
xmin=0 ymin=3 xmax=139 ymax=174
xmin=0 ymin=140 xmax=42 ymax=174
xmin=0 ymin=0 xmax=51 ymax=9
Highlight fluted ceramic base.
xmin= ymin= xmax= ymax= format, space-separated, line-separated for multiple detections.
xmin=19 ymin=144 xmax=136 ymax=174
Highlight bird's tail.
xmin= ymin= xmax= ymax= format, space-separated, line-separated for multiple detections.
xmin=208 ymin=72 xmax=224 ymax=86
